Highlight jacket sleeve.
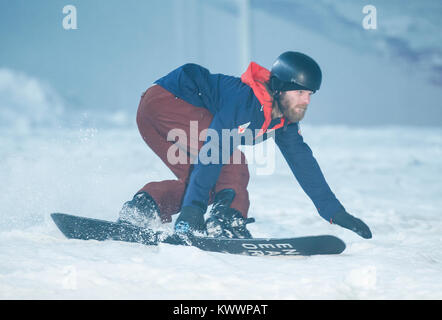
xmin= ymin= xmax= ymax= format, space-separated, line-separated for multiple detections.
xmin=275 ymin=123 xmax=345 ymax=221
xmin=181 ymin=112 xmax=236 ymax=212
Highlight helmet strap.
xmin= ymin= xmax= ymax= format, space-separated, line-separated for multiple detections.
xmin=272 ymin=91 xmax=283 ymax=118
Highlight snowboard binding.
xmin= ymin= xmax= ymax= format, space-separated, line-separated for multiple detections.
xmin=117 ymin=191 xmax=160 ymax=228
xmin=205 ymin=189 xmax=254 ymax=239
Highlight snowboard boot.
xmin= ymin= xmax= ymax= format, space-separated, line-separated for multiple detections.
xmin=205 ymin=189 xmax=254 ymax=239
xmin=117 ymin=191 xmax=160 ymax=228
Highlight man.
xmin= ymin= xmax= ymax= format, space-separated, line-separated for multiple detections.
xmin=118 ymin=51 xmax=372 ymax=240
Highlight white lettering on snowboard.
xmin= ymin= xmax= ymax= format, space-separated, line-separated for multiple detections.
xmin=241 ymin=243 xmax=300 ymax=255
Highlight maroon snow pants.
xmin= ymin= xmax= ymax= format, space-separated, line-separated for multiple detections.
xmin=136 ymin=85 xmax=250 ymax=223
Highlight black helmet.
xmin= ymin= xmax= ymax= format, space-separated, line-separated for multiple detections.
xmin=270 ymin=51 xmax=322 ymax=93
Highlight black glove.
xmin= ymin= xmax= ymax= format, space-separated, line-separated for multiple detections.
xmin=331 ymin=210 xmax=372 ymax=239
xmin=174 ymin=205 xmax=206 ymax=234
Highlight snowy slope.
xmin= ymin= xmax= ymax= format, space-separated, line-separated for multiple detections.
xmin=1 ymin=0 xmax=441 ymax=300
xmin=1 ymin=124 xmax=441 ymax=299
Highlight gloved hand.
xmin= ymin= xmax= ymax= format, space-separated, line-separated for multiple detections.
xmin=331 ymin=210 xmax=372 ymax=239
xmin=174 ymin=205 xmax=206 ymax=234
xmin=205 ymin=189 xmax=254 ymax=239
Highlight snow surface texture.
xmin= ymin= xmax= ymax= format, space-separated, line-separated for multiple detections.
xmin=1 ymin=66 xmax=441 ymax=299
xmin=1 ymin=122 xmax=441 ymax=299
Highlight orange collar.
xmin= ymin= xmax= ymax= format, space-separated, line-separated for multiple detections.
xmin=241 ymin=62 xmax=287 ymax=137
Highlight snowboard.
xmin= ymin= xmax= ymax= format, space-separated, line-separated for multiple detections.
xmin=51 ymin=213 xmax=346 ymax=256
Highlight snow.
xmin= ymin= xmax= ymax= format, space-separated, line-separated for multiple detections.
xmin=2 ymin=0 xmax=441 ymax=301
xmin=1 ymin=123 xmax=441 ymax=299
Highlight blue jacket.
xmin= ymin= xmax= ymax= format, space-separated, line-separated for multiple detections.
xmin=154 ymin=63 xmax=345 ymax=221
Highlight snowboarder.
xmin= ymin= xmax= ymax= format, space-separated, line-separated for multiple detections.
xmin=118 ymin=51 xmax=372 ymax=240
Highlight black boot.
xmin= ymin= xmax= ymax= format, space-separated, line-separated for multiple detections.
xmin=118 ymin=191 xmax=160 ymax=228
xmin=205 ymin=189 xmax=254 ymax=239
xmin=174 ymin=205 xmax=206 ymax=235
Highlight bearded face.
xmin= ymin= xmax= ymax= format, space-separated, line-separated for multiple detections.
xmin=277 ymin=90 xmax=312 ymax=122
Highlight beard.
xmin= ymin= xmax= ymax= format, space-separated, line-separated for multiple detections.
xmin=279 ymin=101 xmax=307 ymax=123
